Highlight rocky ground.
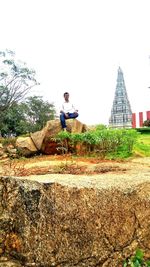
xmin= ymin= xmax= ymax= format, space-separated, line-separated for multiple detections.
xmin=0 ymin=155 xmax=150 ymax=187
xmin=1 ymin=155 xmax=150 ymax=267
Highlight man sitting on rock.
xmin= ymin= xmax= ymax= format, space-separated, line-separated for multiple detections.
xmin=60 ymin=92 xmax=79 ymax=131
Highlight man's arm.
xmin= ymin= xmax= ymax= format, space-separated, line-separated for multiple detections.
xmin=60 ymin=104 xmax=69 ymax=118
xmin=72 ymin=104 xmax=78 ymax=114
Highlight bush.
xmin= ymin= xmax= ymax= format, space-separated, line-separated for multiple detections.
xmin=56 ymin=128 xmax=138 ymax=159
xmin=123 ymin=249 xmax=150 ymax=266
xmin=136 ymin=128 xmax=150 ymax=134
xmin=143 ymin=119 xmax=150 ymax=127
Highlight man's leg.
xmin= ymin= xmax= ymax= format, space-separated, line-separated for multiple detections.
xmin=60 ymin=113 xmax=78 ymax=130
xmin=68 ymin=113 xmax=79 ymax=119
xmin=60 ymin=113 xmax=67 ymax=129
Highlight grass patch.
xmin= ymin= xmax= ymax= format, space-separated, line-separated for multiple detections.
xmin=133 ymin=133 xmax=150 ymax=157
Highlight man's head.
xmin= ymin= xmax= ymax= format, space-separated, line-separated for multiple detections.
xmin=64 ymin=92 xmax=69 ymax=102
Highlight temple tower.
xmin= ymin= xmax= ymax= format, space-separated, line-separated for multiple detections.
xmin=109 ymin=67 xmax=132 ymax=128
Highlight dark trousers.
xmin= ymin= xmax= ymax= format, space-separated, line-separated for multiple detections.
xmin=60 ymin=112 xmax=78 ymax=129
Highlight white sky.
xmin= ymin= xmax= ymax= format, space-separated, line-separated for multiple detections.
xmin=0 ymin=0 xmax=150 ymax=125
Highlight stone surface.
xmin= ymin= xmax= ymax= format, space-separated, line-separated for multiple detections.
xmin=6 ymin=145 xmax=17 ymax=158
xmin=0 ymin=143 xmax=4 ymax=156
xmin=16 ymin=136 xmax=38 ymax=157
xmin=0 ymin=143 xmax=8 ymax=160
xmin=0 ymin=260 xmax=22 ymax=266
xmin=0 ymin=144 xmax=18 ymax=160
xmin=41 ymin=119 xmax=87 ymax=154
xmin=30 ymin=125 xmax=49 ymax=151
xmin=16 ymin=119 xmax=87 ymax=156
xmin=0 ymin=175 xmax=150 ymax=266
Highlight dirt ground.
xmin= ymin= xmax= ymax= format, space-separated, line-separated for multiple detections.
xmin=0 ymin=155 xmax=150 ymax=192
xmin=0 ymin=155 xmax=150 ymax=179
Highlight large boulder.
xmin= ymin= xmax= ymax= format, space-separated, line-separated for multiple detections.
xmin=30 ymin=119 xmax=62 ymax=154
xmin=40 ymin=119 xmax=87 ymax=154
xmin=16 ymin=136 xmax=38 ymax=157
xmin=0 ymin=175 xmax=150 ymax=266
xmin=16 ymin=119 xmax=87 ymax=156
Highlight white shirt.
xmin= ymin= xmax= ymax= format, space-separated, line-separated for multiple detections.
xmin=61 ymin=101 xmax=77 ymax=113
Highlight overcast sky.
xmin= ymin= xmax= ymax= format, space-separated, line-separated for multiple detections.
xmin=0 ymin=0 xmax=150 ymax=125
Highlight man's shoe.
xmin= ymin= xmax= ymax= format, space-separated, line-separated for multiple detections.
xmin=63 ymin=128 xmax=67 ymax=132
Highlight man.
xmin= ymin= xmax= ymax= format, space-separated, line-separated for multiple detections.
xmin=60 ymin=92 xmax=78 ymax=130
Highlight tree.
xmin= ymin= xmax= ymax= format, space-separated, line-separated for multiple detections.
xmin=143 ymin=119 xmax=150 ymax=127
xmin=22 ymin=96 xmax=56 ymax=132
xmin=0 ymin=49 xmax=38 ymax=114
xmin=0 ymin=103 xmax=27 ymax=137
xmin=0 ymin=96 xmax=56 ymax=136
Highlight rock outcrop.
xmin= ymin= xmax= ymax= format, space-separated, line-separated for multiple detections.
xmin=16 ymin=119 xmax=87 ymax=156
xmin=0 ymin=175 xmax=150 ymax=266
xmin=16 ymin=136 xmax=38 ymax=157
xmin=0 ymin=143 xmax=8 ymax=160
xmin=0 ymin=143 xmax=17 ymax=160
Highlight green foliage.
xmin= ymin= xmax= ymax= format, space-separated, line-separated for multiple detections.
xmin=123 ymin=249 xmax=150 ymax=266
xmin=95 ymin=124 xmax=107 ymax=131
xmin=56 ymin=128 xmax=138 ymax=159
xmin=0 ymin=96 xmax=56 ymax=136
xmin=108 ymin=129 xmax=139 ymax=159
xmin=56 ymin=131 xmax=71 ymax=140
xmin=133 ymin=133 xmax=150 ymax=157
xmin=80 ymin=128 xmax=138 ymax=158
xmin=0 ymin=103 xmax=27 ymax=136
xmin=54 ymin=131 xmax=71 ymax=154
xmin=0 ymin=49 xmax=38 ymax=113
xmin=136 ymin=128 xmax=150 ymax=134
xmin=21 ymin=96 xmax=56 ymax=132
